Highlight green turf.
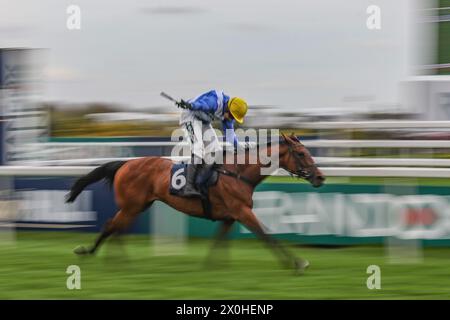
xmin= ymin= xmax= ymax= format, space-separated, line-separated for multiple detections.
xmin=0 ymin=231 xmax=450 ymax=299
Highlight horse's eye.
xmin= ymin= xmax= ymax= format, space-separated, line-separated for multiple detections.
xmin=297 ymin=152 xmax=305 ymax=157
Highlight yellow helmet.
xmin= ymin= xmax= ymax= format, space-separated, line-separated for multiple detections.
xmin=228 ymin=97 xmax=248 ymax=124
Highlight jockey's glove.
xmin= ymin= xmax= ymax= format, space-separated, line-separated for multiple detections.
xmin=176 ymin=99 xmax=193 ymax=110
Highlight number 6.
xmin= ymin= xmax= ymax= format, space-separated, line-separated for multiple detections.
xmin=172 ymin=168 xmax=186 ymax=190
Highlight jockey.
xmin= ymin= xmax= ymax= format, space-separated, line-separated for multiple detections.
xmin=178 ymin=89 xmax=248 ymax=197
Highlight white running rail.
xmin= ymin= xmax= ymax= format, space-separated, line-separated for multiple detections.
xmin=2 ymin=165 xmax=450 ymax=178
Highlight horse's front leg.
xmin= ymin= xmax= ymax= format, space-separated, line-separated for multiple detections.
xmin=235 ymin=206 xmax=309 ymax=274
xmin=204 ymin=219 xmax=235 ymax=267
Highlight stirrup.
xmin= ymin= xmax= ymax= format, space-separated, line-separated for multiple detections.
xmin=183 ymin=186 xmax=202 ymax=197
xmin=183 ymin=181 xmax=202 ymax=197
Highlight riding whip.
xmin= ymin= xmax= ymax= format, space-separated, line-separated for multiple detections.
xmin=160 ymin=92 xmax=191 ymax=109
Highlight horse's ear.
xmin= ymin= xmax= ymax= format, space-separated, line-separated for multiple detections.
xmin=290 ymin=132 xmax=300 ymax=142
xmin=281 ymin=132 xmax=290 ymax=142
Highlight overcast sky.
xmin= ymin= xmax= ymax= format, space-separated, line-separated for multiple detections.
xmin=0 ymin=0 xmax=426 ymax=111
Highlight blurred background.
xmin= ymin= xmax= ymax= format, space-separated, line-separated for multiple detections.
xmin=1 ymin=0 xmax=450 ymax=299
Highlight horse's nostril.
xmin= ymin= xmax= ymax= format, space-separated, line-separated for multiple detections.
xmin=317 ymin=176 xmax=325 ymax=182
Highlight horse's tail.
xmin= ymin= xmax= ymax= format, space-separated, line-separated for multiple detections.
xmin=65 ymin=161 xmax=126 ymax=203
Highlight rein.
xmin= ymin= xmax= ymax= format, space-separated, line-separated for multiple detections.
xmin=215 ymin=168 xmax=255 ymax=187
xmin=213 ymin=137 xmax=316 ymax=186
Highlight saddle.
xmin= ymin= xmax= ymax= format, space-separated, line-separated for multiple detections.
xmin=169 ymin=162 xmax=219 ymax=220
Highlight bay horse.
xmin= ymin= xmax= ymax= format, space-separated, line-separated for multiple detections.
xmin=66 ymin=133 xmax=325 ymax=272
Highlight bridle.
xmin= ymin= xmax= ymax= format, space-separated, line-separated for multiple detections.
xmin=285 ymin=142 xmax=317 ymax=180
xmin=215 ymin=137 xmax=318 ymax=186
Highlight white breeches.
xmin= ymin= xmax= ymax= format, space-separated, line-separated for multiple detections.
xmin=182 ymin=118 xmax=221 ymax=164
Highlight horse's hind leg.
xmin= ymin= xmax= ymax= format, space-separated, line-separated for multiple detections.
xmin=74 ymin=208 xmax=137 ymax=255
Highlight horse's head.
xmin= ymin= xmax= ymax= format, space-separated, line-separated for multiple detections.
xmin=279 ymin=133 xmax=325 ymax=188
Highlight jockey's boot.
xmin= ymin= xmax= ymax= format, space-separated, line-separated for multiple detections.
xmin=183 ymin=161 xmax=202 ymax=198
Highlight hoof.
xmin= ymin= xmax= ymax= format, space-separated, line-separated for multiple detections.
xmin=294 ymin=259 xmax=310 ymax=275
xmin=73 ymin=245 xmax=90 ymax=255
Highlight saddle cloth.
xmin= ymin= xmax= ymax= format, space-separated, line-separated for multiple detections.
xmin=169 ymin=163 xmax=219 ymax=199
